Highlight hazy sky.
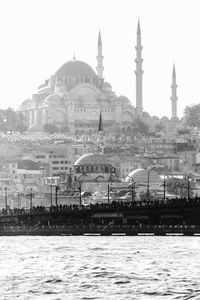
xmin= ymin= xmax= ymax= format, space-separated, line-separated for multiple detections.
xmin=0 ymin=0 xmax=199 ymax=118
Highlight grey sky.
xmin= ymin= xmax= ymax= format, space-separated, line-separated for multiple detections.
xmin=0 ymin=0 xmax=199 ymax=118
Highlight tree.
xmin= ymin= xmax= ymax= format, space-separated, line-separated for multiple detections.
xmin=43 ymin=123 xmax=58 ymax=134
xmin=16 ymin=112 xmax=28 ymax=132
xmin=184 ymin=104 xmax=200 ymax=128
xmin=0 ymin=108 xmax=28 ymax=132
xmin=166 ymin=177 xmax=194 ymax=198
xmin=4 ymin=107 xmax=17 ymax=131
xmin=132 ymin=117 xmax=149 ymax=135
xmin=155 ymin=121 xmax=165 ymax=132
xmin=60 ymin=125 xmax=70 ymax=133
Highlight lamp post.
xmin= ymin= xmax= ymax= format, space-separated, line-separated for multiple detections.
xmin=185 ymin=175 xmax=190 ymax=200
xmin=55 ymin=185 xmax=59 ymax=206
xmin=17 ymin=192 xmax=20 ymax=210
xmin=147 ymin=169 xmax=152 ymax=200
xmin=163 ymin=177 xmax=166 ymax=200
xmin=79 ymin=182 xmax=82 ymax=207
xmin=107 ymin=183 xmax=110 ymax=204
xmin=50 ymin=184 xmax=53 ymax=206
xmin=4 ymin=187 xmax=7 ymax=210
xmin=30 ymin=188 xmax=33 ymax=211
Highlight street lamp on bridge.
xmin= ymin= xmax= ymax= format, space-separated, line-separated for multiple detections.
xmin=126 ymin=175 xmax=136 ymax=202
xmin=147 ymin=169 xmax=153 ymax=200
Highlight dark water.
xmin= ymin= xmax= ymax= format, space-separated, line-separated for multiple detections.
xmin=0 ymin=236 xmax=200 ymax=299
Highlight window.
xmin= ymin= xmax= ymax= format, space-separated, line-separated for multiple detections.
xmin=52 ymin=161 xmax=59 ymax=164
xmin=52 ymin=167 xmax=59 ymax=170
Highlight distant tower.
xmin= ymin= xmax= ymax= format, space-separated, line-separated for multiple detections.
xmin=96 ymin=30 xmax=104 ymax=79
xmin=98 ymin=110 xmax=103 ymax=132
xmin=135 ymin=20 xmax=143 ymax=116
xmin=171 ymin=64 xmax=178 ymax=118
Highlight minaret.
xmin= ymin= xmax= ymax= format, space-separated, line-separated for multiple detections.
xmin=135 ymin=20 xmax=143 ymax=116
xmin=171 ymin=64 xmax=178 ymax=119
xmin=96 ymin=30 xmax=104 ymax=79
xmin=98 ymin=110 xmax=103 ymax=132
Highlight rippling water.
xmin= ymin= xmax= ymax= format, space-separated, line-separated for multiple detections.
xmin=1 ymin=236 xmax=200 ymax=299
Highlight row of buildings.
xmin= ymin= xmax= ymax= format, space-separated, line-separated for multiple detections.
xmin=0 ymin=129 xmax=199 ymax=203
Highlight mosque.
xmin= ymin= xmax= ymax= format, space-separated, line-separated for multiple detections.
xmin=19 ymin=21 xmax=179 ymax=134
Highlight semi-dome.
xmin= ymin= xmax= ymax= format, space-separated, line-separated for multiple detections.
xmin=56 ymin=60 xmax=96 ymax=78
xmin=44 ymin=94 xmax=64 ymax=106
xmin=103 ymin=82 xmax=111 ymax=87
xmin=102 ymin=81 xmax=112 ymax=92
xmin=125 ymin=168 xmax=162 ymax=184
xmin=74 ymin=153 xmax=111 ymax=166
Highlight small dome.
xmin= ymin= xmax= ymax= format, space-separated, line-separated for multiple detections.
xmin=102 ymin=81 xmax=112 ymax=92
xmin=170 ymin=116 xmax=179 ymax=122
xmin=116 ymin=95 xmax=131 ymax=105
xmin=74 ymin=153 xmax=111 ymax=166
xmin=44 ymin=94 xmax=64 ymax=106
xmin=28 ymin=124 xmax=44 ymax=133
xmin=125 ymin=168 xmax=162 ymax=184
xmin=20 ymin=98 xmax=31 ymax=107
xmin=103 ymin=82 xmax=111 ymax=87
xmin=161 ymin=116 xmax=169 ymax=122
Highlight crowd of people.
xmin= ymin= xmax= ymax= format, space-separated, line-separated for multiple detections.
xmin=1 ymin=196 xmax=200 ymax=216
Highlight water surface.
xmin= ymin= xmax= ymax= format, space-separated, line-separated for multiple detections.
xmin=0 ymin=236 xmax=199 ymax=299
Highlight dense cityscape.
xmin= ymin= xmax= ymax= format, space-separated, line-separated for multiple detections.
xmin=0 ymin=21 xmax=200 ymax=211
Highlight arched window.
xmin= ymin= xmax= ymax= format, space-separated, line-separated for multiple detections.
xmin=101 ymin=165 xmax=105 ymax=172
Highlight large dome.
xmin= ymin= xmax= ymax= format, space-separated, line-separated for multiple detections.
xmin=56 ymin=60 xmax=96 ymax=78
xmin=125 ymin=168 xmax=162 ymax=183
xmin=74 ymin=153 xmax=111 ymax=166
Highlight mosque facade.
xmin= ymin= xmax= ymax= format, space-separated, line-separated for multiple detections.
xmin=19 ymin=21 xmax=179 ymax=134
xmin=19 ymin=23 xmax=144 ymax=135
